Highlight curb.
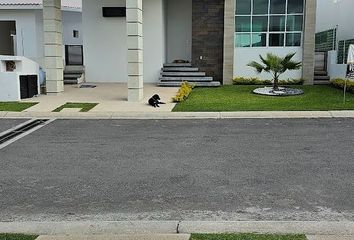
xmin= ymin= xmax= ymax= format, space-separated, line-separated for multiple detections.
xmin=1 ymin=111 xmax=354 ymax=119
xmin=1 ymin=221 xmax=354 ymax=235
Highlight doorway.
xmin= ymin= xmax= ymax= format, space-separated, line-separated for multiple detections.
xmin=0 ymin=21 xmax=16 ymax=55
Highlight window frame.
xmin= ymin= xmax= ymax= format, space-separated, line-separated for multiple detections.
xmin=235 ymin=0 xmax=304 ymax=48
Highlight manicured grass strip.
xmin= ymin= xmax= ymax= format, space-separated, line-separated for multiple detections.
xmin=53 ymin=102 xmax=98 ymax=112
xmin=173 ymin=85 xmax=354 ymax=112
xmin=190 ymin=233 xmax=307 ymax=240
xmin=0 ymin=234 xmax=38 ymax=240
xmin=0 ymin=102 xmax=38 ymax=112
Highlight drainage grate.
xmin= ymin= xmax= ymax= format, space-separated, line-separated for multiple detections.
xmin=0 ymin=119 xmax=50 ymax=145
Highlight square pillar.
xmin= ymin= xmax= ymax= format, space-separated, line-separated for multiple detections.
xmin=127 ymin=0 xmax=144 ymax=102
xmin=223 ymin=0 xmax=235 ymax=85
xmin=43 ymin=0 xmax=64 ymax=94
xmin=302 ymin=0 xmax=317 ymax=85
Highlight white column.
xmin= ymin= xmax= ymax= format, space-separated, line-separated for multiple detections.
xmin=223 ymin=0 xmax=235 ymax=85
xmin=127 ymin=0 xmax=144 ymax=102
xmin=43 ymin=0 xmax=64 ymax=94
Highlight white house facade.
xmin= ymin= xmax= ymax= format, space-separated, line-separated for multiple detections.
xmin=1 ymin=0 xmax=316 ymax=102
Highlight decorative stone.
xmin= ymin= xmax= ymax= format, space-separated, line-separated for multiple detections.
xmin=253 ymin=87 xmax=304 ymax=96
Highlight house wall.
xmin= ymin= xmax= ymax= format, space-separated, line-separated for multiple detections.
xmin=316 ymin=0 xmax=354 ymax=43
xmin=165 ymin=0 xmax=192 ymax=63
xmin=192 ymin=0 xmax=225 ymax=82
xmin=234 ymin=48 xmax=303 ymax=80
xmin=143 ymin=0 xmax=166 ymax=83
xmin=0 ymin=21 xmax=16 ymax=55
xmin=62 ymin=11 xmax=83 ymax=46
xmin=0 ymin=10 xmax=41 ymax=64
xmin=82 ymin=0 xmax=166 ymax=83
xmin=0 ymin=9 xmax=82 ymax=68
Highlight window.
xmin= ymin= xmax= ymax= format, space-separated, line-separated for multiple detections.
xmin=287 ymin=0 xmax=304 ymax=13
xmin=253 ymin=0 xmax=268 ymax=14
xmin=270 ymin=0 xmax=286 ymax=14
xmin=286 ymin=33 xmax=301 ymax=46
xmin=235 ymin=0 xmax=304 ymax=48
xmin=73 ymin=30 xmax=79 ymax=38
xmin=252 ymin=16 xmax=268 ymax=32
xmin=236 ymin=0 xmax=251 ymax=14
xmin=269 ymin=16 xmax=286 ymax=31
xmin=235 ymin=33 xmax=251 ymax=47
xmin=269 ymin=33 xmax=284 ymax=46
xmin=236 ymin=16 xmax=251 ymax=32
xmin=252 ymin=33 xmax=267 ymax=46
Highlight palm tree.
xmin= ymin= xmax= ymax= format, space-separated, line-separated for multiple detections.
xmin=247 ymin=53 xmax=302 ymax=90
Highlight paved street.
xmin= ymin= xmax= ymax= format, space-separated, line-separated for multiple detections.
xmin=0 ymin=118 xmax=354 ymax=222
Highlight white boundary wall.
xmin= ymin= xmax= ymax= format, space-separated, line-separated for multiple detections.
xmin=234 ymin=47 xmax=303 ymax=80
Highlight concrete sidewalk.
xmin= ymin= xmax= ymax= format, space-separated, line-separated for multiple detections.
xmin=33 ymin=234 xmax=354 ymax=240
xmin=2 ymin=221 xmax=354 ymax=236
xmin=1 ymin=110 xmax=354 ymax=119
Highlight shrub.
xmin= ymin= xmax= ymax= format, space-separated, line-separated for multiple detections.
xmin=330 ymin=78 xmax=354 ymax=93
xmin=172 ymin=81 xmax=194 ymax=102
xmin=233 ymin=76 xmax=304 ymax=85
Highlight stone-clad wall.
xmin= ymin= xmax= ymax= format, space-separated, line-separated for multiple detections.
xmin=192 ymin=0 xmax=225 ymax=82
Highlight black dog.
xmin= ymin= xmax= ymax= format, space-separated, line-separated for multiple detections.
xmin=148 ymin=94 xmax=165 ymax=108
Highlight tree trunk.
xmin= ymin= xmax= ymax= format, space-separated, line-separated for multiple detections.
xmin=273 ymin=75 xmax=279 ymax=90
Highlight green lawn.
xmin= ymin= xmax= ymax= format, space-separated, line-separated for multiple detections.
xmin=190 ymin=233 xmax=306 ymax=240
xmin=173 ymin=85 xmax=354 ymax=112
xmin=0 ymin=234 xmax=38 ymax=240
xmin=53 ymin=102 xmax=98 ymax=112
xmin=0 ymin=102 xmax=38 ymax=112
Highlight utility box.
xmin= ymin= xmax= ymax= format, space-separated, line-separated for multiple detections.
xmin=0 ymin=55 xmax=40 ymax=101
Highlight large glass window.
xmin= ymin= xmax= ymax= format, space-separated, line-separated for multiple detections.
xmin=286 ymin=15 xmax=303 ymax=31
xmin=236 ymin=33 xmax=251 ymax=47
xmin=269 ymin=16 xmax=286 ymax=31
xmin=287 ymin=0 xmax=304 ymax=13
xmin=252 ymin=33 xmax=267 ymax=47
xmin=286 ymin=33 xmax=301 ymax=46
xmin=252 ymin=16 xmax=268 ymax=32
xmin=253 ymin=0 xmax=268 ymax=14
xmin=236 ymin=0 xmax=251 ymax=14
xmin=235 ymin=0 xmax=304 ymax=48
xmin=236 ymin=16 xmax=251 ymax=32
xmin=270 ymin=0 xmax=286 ymax=14
xmin=269 ymin=33 xmax=285 ymax=46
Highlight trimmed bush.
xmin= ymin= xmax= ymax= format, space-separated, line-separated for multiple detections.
xmin=172 ymin=81 xmax=194 ymax=102
xmin=330 ymin=78 xmax=354 ymax=93
xmin=232 ymin=77 xmax=304 ymax=85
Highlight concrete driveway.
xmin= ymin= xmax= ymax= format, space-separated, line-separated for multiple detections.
xmin=0 ymin=118 xmax=353 ymax=222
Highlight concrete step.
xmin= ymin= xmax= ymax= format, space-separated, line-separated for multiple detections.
xmin=314 ymin=80 xmax=330 ymax=85
xmin=158 ymin=81 xmax=220 ymax=87
xmin=36 ymin=234 xmax=191 ymax=240
xmin=161 ymin=72 xmax=206 ymax=77
xmin=314 ymin=70 xmax=328 ymax=76
xmin=159 ymin=76 xmax=213 ymax=82
xmin=64 ymin=65 xmax=85 ymax=74
xmin=63 ymin=79 xmax=79 ymax=85
xmin=314 ymin=76 xmax=330 ymax=81
xmin=164 ymin=63 xmax=192 ymax=67
xmin=162 ymin=67 xmax=199 ymax=72
xmin=64 ymin=73 xmax=82 ymax=79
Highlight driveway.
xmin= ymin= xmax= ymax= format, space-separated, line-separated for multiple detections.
xmin=0 ymin=118 xmax=353 ymax=222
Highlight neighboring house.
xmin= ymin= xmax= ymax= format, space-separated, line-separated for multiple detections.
xmin=0 ymin=0 xmax=82 ymax=68
xmin=315 ymin=0 xmax=354 ymax=79
xmin=2 ymin=0 xmax=316 ymax=102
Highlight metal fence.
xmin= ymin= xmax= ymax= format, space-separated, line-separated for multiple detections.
xmin=315 ymin=28 xmax=337 ymax=52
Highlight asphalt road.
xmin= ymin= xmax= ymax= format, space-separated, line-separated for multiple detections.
xmin=0 ymin=119 xmax=29 ymax=133
xmin=0 ymin=118 xmax=354 ymax=222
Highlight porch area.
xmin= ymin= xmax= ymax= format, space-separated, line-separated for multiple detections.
xmin=22 ymin=83 xmax=179 ymax=112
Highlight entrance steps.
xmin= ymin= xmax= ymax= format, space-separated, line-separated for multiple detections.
xmin=64 ymin=65 xmax=85 ymax=85
xmin=158 ymin=63 xmax=220 ymax=87
xmin=314 ymin=70 xmax=330 ymax=85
